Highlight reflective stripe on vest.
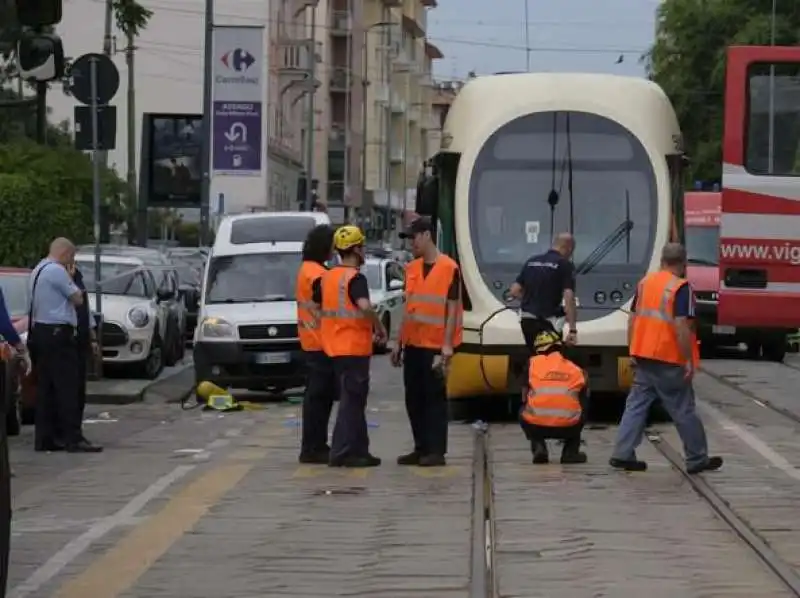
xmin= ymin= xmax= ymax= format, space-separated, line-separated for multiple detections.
xmin=635 ymin=276 xmax=680 ymax=323
xmin=523 ymin=386 xmax=582 ymax=421
xmin=320 ymin=275 xmax=369 ymax=320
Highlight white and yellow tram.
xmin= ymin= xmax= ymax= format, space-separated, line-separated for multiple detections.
xmin=415 ymin=73 xmax=686 ymax=413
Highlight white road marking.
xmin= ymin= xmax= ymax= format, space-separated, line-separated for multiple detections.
xmin=699 ymin=400 xmax=800 ymax=482
xmin=8 ymin=426 xmax=242 ymax=597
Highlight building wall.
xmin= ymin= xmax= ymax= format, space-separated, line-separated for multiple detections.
xmin=48 ymin=0 xmax=307 ymax=216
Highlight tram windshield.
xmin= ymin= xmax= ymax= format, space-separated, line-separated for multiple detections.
xmin=469 ymin=111 xmax=657 ymax=302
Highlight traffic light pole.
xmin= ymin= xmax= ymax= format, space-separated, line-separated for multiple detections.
xmin=35 ymin=81 xmax=47 ymax=144
xmin=198 ymin=0 xmax=215 ymax=246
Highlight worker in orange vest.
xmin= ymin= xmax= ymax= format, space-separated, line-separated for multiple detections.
xmin=520 ymin=329 xmax=588 ymax=464
xmin=313 ymin=225 xmax=387 ymax=468
xmin=610 ymin=243 xmax=722 ymax=474
xmin=296 ymin=224 xmax=336 ymax=464
xmin=391 ymin=216 xmax=463 ymax=467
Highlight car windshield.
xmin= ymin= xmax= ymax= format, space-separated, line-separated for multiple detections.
xmin=174 ymin=264 xmax=202 ymax=286
xmin=76 ymin=261 xmax=148 ymax=297
xmin=205 ymin=252 xmax=301 ymax=303
xmin=686 ymin=225 xmax=720 ymax=266
xmin=0 ymin=274 xmax=30 ymax=317
xmin=362 ymin=263 xmax=382 ymax=291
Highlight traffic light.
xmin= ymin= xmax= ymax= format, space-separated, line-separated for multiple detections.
xmin=16 ymin=33 xmax=64 ymax=82
xmin=15 ymin=0 xmax=62 ymax=27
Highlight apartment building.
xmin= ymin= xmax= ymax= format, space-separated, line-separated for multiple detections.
xmin=425 ymin=79 xmax=461 ymax=160
xmin=307 ymin=0 xmax=441 ymax=229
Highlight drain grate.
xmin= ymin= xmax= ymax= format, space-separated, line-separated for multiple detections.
xmin=312 ymin=487 xmax=366 ymax=496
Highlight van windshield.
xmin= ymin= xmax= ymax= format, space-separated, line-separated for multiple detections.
xmin=229 ymin=216 xmax=318 ymax=244
xmin=686 ymin=225 xmax=720 ymax=266
xmin=205 ymin=253 xmax=302 ymax=304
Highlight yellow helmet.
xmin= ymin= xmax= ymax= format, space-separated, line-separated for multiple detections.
xmin=533 ymin=329 xmax=562 ymax=353
xmin=334 ymin=225 xmax=366 ymax=251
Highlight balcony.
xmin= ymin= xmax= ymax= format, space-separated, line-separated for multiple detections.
xmin=423 ymin=113 xmax=440 ymax=131
xmin=390 ymin=93 xmax=406 ymax=113
xmin=392 ymin=51 xmax=414 ymax=73
xmin=328 ymin=126 xmax=346 ymax=151
xmin=373 ymin=84 xmax=390 ymax=105
xmin=330 ymin=10 xmax=350 ymax=35
xmin=417 ymin=71 xmax=433 ymax=87
xmin=330 ymin=67 xmax=351 ymax=92
xmin=389 ymin=146 xmax=405 ymax=163
xmin=407 ymin=104 xmax=421 ymax=122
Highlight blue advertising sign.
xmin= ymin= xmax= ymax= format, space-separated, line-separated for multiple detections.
xmin=212 ymin=101 xmax=262 ymax=174
xmin=211 ymin=25 xmax=265 ymax=177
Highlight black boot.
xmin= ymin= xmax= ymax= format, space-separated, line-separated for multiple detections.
xmin=532 ymin=441 xmax=549 ymax=464
xmin=560 ymin=437 xmax=587 ymax=464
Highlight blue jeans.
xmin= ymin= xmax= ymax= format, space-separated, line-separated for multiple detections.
xmin=612 ymin=359 xmax=709 ymax=469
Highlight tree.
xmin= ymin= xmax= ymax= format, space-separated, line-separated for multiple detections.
xmin=645 ymin=0 xmax=800 ymax=185
xmin=112 ymin=0 xmax=153 ymax=242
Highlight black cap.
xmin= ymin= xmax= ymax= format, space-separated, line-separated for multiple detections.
xmin=399 ymin=216 xmax=433 ymax=239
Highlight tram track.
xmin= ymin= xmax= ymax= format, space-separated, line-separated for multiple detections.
xmin=647 ymin=431 xmax=800 ymax=596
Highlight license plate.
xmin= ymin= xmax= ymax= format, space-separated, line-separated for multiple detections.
xmin=254 ymin=352 xmax=290 ymax=364
xmin=712 ymin=325 xmax=736 ymax=335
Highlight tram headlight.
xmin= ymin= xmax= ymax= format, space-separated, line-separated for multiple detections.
xmin=622 ymin=282 xmax=632 ymax=291
xmin=594 ymin=291 xmax=606 ymax=304
xmin=610 ymin=290 xmax=623 ymax=303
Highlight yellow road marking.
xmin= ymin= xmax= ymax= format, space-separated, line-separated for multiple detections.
xmin=292 ymin=465 xmax=325 ymax=478
xmin=54 ymin=463 xmax=252 ymax=598
xmin=229 ymin=448 xmax=269 ymax=461
xmin=291 ymin=466 xmax=372 ymax=479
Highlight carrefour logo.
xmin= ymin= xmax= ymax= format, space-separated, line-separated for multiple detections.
xmin=221 ymin=48 xmax=255 ymax=71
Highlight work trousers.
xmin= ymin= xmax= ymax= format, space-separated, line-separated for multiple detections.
xmin=0 ymin=367 xmax=10 ymax=598
xmin=330 ymin=356 xmax=371 ymax=460
xmin=300 ymin=350 xmax=335 ymax=455
xmin=403 ymin=346 xmax=448 ymax=456
xmin=612 ymin=358 xmax=709 ymax=469
xmin=31 ymin=325 xmax=82 ymax=447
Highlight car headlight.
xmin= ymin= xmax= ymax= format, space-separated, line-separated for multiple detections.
xmin=127 ymin=307 xmax=150 ymax=328
xmin=199 ymin=317 xmax=236 ymax=339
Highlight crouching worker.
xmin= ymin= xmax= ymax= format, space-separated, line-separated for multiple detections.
xmin=520 ymin=329 xmax=589 ymax=464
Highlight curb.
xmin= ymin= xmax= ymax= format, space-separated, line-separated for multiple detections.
xmin=86 ymin=363 xmax=194 ymax=405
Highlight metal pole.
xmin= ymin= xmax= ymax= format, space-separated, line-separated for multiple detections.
xmin=342 ymin=0 xmax=352 ymax=211
xmin=383 ymin=16 xmax=393 ymax=242
xmin=524 ymin=0 xmax=531 ymax=71
xmin=90 ymin=57 xmax=103 ymax=318
xmin=98 ymin=0 xmax=113 ymax=167
xmin=34 ymin=81 xmax=47 ymax=144
xmin=360 ymin=29 xmax=369 ymax=213
xmin=125 ymin=33 xmax=137 ymax=245
xmin=304 ymin=7 xmax=317 ymax=211
xmin=199 ymin=0 xmax=214 ymax=245
xmin=767 ymin=0 xmax=776 ymax=174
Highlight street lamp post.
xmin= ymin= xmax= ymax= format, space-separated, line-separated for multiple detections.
xmin=767 ymin=0 xmax=777 ymax=173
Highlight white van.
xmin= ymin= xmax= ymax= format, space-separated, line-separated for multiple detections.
xmin=193 ymin=212 xmax=330 ymax=393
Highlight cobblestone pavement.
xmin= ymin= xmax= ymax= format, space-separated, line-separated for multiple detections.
xmin=9 ymin=356 xmax=800 ymax=597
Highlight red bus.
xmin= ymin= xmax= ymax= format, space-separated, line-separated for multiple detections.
xmin=719 ymin=45 xmax=800 ymax=359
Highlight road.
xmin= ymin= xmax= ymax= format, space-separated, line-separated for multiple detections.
xmin=5 ymin=352 xmax=800 ymax=597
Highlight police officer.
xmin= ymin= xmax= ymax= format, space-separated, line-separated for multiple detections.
xmin=610 ymin=243 xmax=721 ymax=473
xmin=29 ymin=238 xmax=100 ymax=453
xmin=520 ymin=329 xmax=588 ymax=464
xmin=296 ymin=224 xmax=336 ymax=464
xmin=313 ymin=226 xmax=387 ymax=468
xmin=392 ymin=217 xmax=462 ymax=467
xmin=508 ymin=232 xmax=578 ymax=352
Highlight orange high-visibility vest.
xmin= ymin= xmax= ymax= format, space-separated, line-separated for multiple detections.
xmin=296 ymin=261 xmax=326 ymax=352
xmin=521 ymin=352 xmax=585 ymax=427
xmin=400 ymin=255 xmax=463 ymax=350
xmin=319 ymin=267 xmax=372 ymax=357
xmin=629 ymin=270 xmax=689 ymax=366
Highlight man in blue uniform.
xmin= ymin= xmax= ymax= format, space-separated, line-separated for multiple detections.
xmin=29 ymin=238 xmax=101 ymax=453
xmin=508 ymin=232 xmax=578 ymax=352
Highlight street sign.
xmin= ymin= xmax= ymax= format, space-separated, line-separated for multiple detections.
xmin=73 ymin=105 xmax=116 ymax=151
xmin=69 ymin=52 xmax=119 ymax=105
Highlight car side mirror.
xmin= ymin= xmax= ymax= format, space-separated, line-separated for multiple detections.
xmin=388 ymin=279 xmax=404 ymax=291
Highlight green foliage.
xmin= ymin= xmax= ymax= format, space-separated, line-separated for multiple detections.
xmin=112 ymin=0 xmax=153 ymax=38
xmin=645 ymin=0 xmax=800 ymax=185
xmin=0 ymin=140 xmax=125 ymax=266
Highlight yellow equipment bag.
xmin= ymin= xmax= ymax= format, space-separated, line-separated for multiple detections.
xmin=196 ymin=381 xmax=243 ymax=412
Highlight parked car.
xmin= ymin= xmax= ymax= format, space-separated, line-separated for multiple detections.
xmin=0 ymin=267 xmax=35 ymax=433
xmin=78 ymin=247 xmax=187 ymax=364
xmin=75 ymin=254 xmax=178 ymax=379
xmin=362 ymin=257 xmax=406 ymax=353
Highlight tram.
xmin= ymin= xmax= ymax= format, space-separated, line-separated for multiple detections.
xmin=414 ymin=73 xmax=686 ymax=414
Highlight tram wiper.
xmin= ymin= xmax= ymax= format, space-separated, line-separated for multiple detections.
xmin=576 ymin=190 xmax=634 ymax=275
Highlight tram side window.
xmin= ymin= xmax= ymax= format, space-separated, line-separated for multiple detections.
xmin=745 ymin=62 xmax=800 ymax=176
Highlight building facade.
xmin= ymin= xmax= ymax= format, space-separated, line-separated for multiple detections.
xmin=305 ymin=0 xmax=441 ymax=232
